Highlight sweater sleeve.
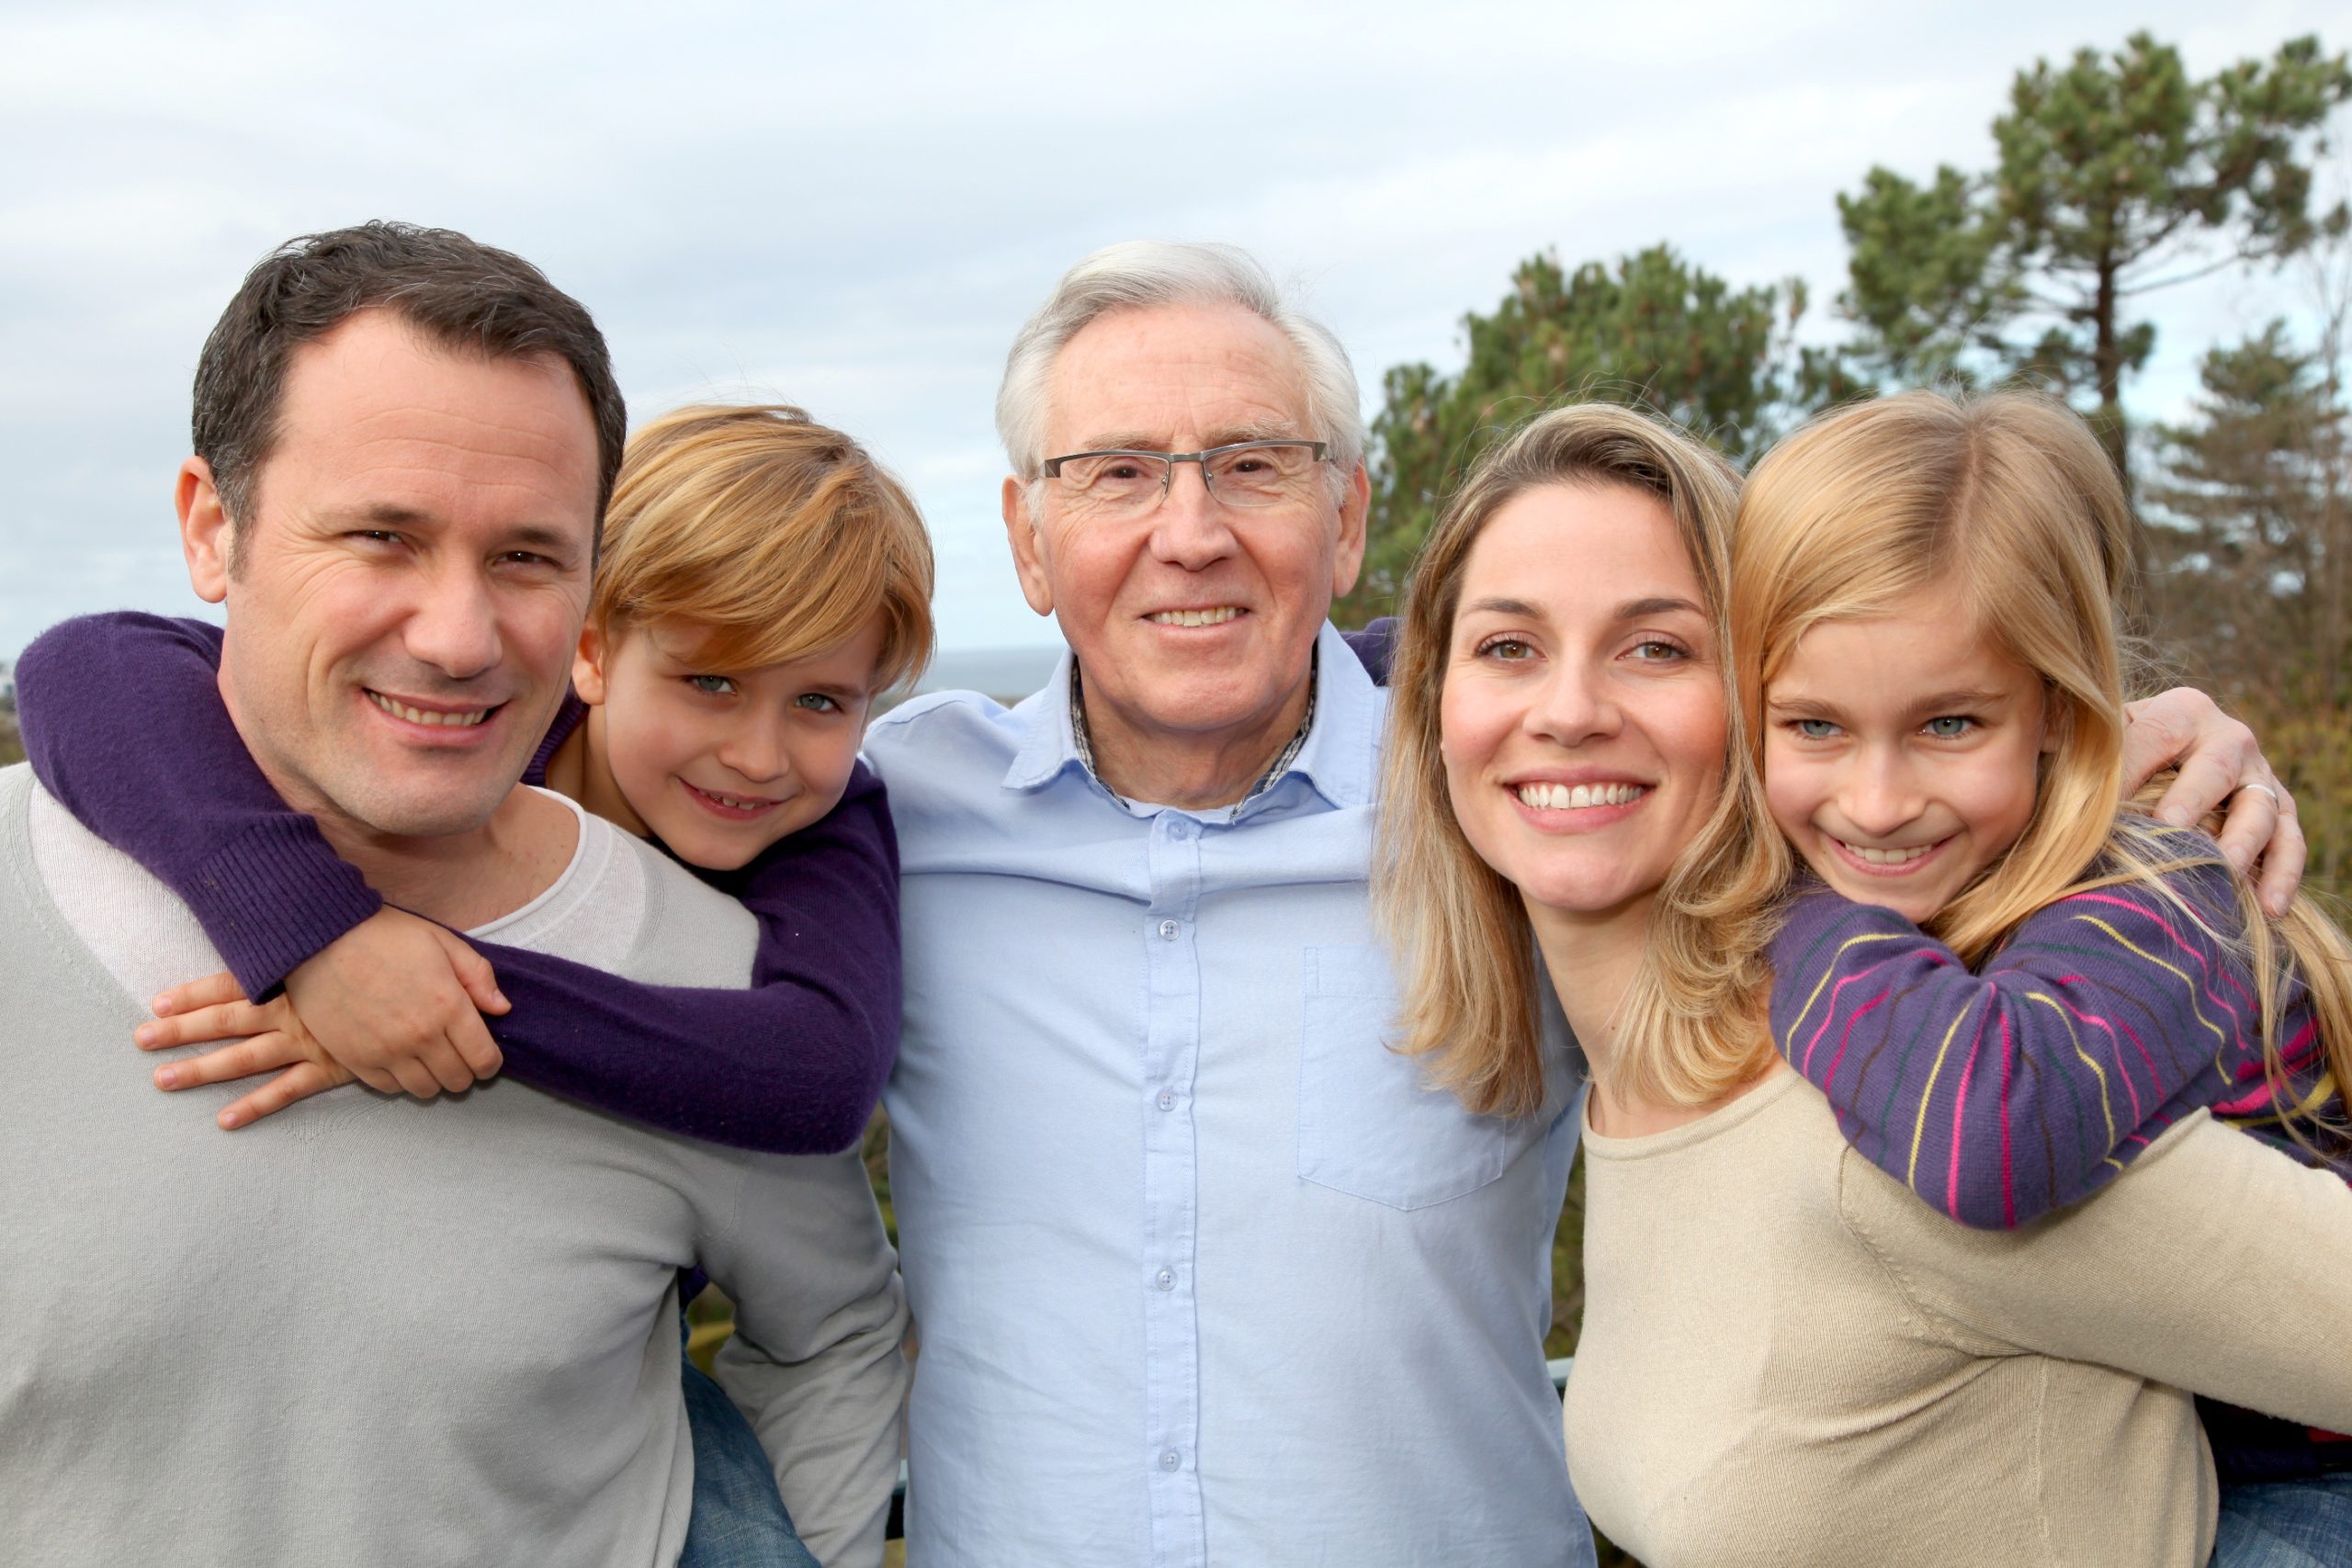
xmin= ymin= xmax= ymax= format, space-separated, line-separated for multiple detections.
xmin=1769 ymin=859 xmax=2272 ymax=1230
xmin=15 ymin=612 xmax=380 ymax=996
xmin=17 ymin=611 xmax=900 ymax=1156
xmin=1341 ymin=617 xmax=1397 ymax=686
xmin=707 ymin=1143 xmax=910 ymax=1568
xmin=470 ymin=765 xmax=901 ymax=1155
xmin=1838 ymin=1110 xmax=2352 ymax=1437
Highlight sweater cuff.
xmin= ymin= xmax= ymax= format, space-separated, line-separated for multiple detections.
xmin=186 ymin=818 xmax=384 ymax=998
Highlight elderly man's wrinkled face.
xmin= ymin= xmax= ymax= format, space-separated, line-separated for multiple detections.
xmin=1005 ymin=302 xmax=1367 ymax=774
xmin=179 ymin=310 xmax=600 ymax=844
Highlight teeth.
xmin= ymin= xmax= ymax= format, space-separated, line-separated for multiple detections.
xmin=368 ymin=693 xmax=489 ymax=728
xmin=1514 ymin=782 xmax=1646 ymax=810
xmin=1841 ymin=839 xmax=1935 ymax=865
xmin=694 ymin=785 xmax=771 ymax=811
xmin=1148 ymin=607 xmax=1241 ymax=627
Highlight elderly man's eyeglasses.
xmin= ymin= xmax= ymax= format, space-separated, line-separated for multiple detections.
xmin=1041 ymin=440 xmax=1330 ymax=515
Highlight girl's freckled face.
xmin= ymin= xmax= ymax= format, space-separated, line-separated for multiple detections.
xmin=1762 ymin=585 xmax=2053 ymax=923
xmin=1439 ymin=483 xmax=1727 ymax=929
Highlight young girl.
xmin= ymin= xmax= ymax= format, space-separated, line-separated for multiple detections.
xmin=1733 ymin=389 xmax=2352 ymax=1548
xmin=15 ymin=401 xmax=935 ymax=1565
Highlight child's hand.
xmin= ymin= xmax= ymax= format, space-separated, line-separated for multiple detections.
xmin=137 ymin=974 xmax=357 ymax=1130
xmin=2120 ymin=687 xmax=2303 ymax=918
xmin=133 ymin=908 xmax=510 ymax=1127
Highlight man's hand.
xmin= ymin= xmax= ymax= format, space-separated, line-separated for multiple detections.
xmin=2120 ymin=687 xmax=2304 ymax=918
xmin=133 ymin=907 xmax=509 ymax=1128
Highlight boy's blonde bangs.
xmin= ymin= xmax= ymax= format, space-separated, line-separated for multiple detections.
xmin=591 ymin=404 xmax=937 ymax=691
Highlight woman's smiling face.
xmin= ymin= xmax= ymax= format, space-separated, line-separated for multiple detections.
xmin=1439 ymin=481 xmax=1728 ymax=930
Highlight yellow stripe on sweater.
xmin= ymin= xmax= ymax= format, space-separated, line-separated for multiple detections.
xmin=2027 ymin=989 xmax=2119 ymax=1156
xmin=2067 ymin=913 xmax=2227 ymax=1052
xmin=1906 ymin=998 xmax=1982 ymax=1192
xmin=1785 ymin=931 xmax=1910 ymax=1055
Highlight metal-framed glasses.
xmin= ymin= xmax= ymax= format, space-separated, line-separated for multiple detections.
xmin=1040 ymin=439 xmax=1330 ymax=515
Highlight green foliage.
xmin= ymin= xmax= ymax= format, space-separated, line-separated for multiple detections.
xmin=2146 ymin=320 xmax=2352 ymax=711
xmin=1343 ymin=245 xmax=1854 ymax=623
xmin=2238 ymin=700 xmax=2352 ymax=905
xmin=1837 ymin=32 xmax=2352 ymax=487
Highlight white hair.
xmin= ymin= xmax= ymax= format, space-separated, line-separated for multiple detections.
xmin=995 ymin=241 xmax=1366 ymax=493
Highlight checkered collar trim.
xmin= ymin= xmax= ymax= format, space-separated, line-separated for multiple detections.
xmin=1068 ymin=649 xmax=1318 ymax=810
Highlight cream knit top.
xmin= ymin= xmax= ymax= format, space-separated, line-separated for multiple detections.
xmin=1565 ymin=1066 xmax=2352 ymax=1568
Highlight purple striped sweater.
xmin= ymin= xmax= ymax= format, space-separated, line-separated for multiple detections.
xmin=1768 ymin=853 xmax=2346 ymax=1233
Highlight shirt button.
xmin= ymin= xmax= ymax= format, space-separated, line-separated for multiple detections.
xmin=1159 ymin=1449 xmax=1182 ymax=1471
xmin=1156 ymin=1089 xmax=1176 ymax=1111
xmin=1168 ymin=819 xmax=1193 ymax=840
xmin=1158 ymin=919 xmax=1180 ymax=940
xmin=1154 ymin=1268 xmax=1175 ymax=1291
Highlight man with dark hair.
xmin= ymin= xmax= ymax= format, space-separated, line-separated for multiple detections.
xmin=0 ymin=224 xmax=907 ymax=1567
xmin=191 ymin=220 xmax=630 ymax=549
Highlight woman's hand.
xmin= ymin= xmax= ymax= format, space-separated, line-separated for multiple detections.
xmin=134 ymin=907 xmax=510 ymax=1129
xmin=2120 ymin=687 xmax=2303 ymax=918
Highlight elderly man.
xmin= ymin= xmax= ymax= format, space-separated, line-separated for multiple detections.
xmin=863 ymin=241 xmax=2309 ymax=1565
xmin=0 ymin=224 xmax=907 ymax=1566
xmin=869 ymin=243 xmax=1581 ymax=1564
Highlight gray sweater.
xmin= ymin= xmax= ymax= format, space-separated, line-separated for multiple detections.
xmin=0 ymin=765 xmax=909 ymax=1567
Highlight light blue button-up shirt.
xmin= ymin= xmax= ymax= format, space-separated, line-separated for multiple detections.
xmin=867 ymin=621 xmax=1592 ymax=1567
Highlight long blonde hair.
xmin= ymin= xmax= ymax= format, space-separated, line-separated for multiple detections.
xmin=1378 ymin=403 xmax=1780 ymax=1115
xmin=1725 ymin=389 xmax=2351 ymax=1144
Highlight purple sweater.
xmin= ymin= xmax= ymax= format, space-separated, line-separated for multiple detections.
xmin=1769 ymin=852 xmax=2345 ymax=1230
xmin=15 ymin=613 xmax=898 ymax=1155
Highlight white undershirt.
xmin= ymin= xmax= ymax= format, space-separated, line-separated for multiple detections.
xmin=28 ymin=784 xmax=636 ymax=1006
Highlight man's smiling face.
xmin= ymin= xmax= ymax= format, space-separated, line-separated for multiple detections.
xmin=1004 ymin=301 xmax=1366 ymax=779
xmin=187 ymin=309 xmax=601 ymax=844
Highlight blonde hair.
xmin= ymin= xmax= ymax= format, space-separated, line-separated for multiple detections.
xmin=592 ymin=404 xmax=935 ymax=690
xmin=1725 ymin=389 xmax=2351 ymax=1145
xmin=1378 ymin=403 xmax=1780 ymax=1115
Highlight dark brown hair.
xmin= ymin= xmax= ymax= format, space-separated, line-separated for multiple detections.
xmin=191 ymin=220 xmax=626 ymax=542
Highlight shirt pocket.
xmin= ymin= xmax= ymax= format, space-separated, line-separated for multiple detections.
xmin=1296 ymin=943 xmax=1518 ymax=1210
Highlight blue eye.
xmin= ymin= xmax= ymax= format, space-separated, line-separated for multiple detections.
xmin=795 ymin=692 xmax=842 ymax=713
xmin=1924 ymin=716 xmax=1974 ymax=739
xmin=686 ymin=674 xmax=737 ymax=696
xmin=1793 ymin=718 xmax=1839 ymax=739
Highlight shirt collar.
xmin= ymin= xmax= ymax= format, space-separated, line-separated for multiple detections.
xmin=1001 ymin=621 xmax=1380 ymax=813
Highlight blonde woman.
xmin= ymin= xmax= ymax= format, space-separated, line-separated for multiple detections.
xmin=1376 ymin=401 xmax=2352 ymax=1566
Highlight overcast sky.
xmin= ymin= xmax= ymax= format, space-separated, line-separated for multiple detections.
xmin=4 ymin=0 xmax=2344 ymax=665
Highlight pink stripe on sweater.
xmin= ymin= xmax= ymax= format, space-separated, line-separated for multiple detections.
xmin=2071 ymin=891 xmax=2249 ymax=1034
xmin=2045 ymin=995 xmax=2146 ymax=1126
xmin=1799 ymin=950 xmax=1953 ymax=1075
xmin=1948 ymin=1007 xmax=1994 ymax=1222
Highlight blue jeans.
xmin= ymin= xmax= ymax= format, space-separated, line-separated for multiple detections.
xmin=2210 ymin=1474 xmax=2352 ymax=1567
xmin=678 ymin=1335 xmax=818 ymax=1568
